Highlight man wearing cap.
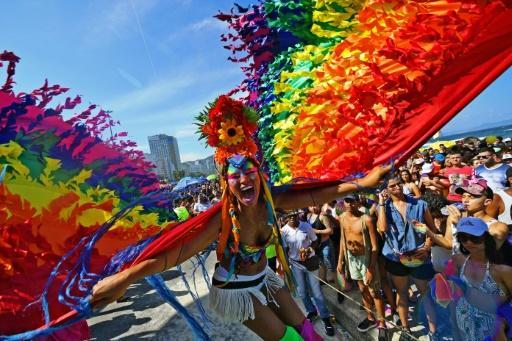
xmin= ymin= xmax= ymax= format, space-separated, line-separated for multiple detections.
xmin=281 ymin=211 xmax=336 ymax=336
xmin=409 ymin=159 xmax=423 ymax=182
xmin=475 ymin=147 xmax=511 ymax=192
xmin=503 ymin=137 xmax=512 ymax=149
xmin=488 ymin=167 xmax=512 ymax=226
xmin=413 ymin=158 xmax=424 ymax=166
xmin=432 ymin=153 xmax=445 ymax=174
xmin=446 ymin=177 xmax=511 ymax=266
xmin=440 ymin=151 xmax=473 ymax=203
xmin=419 ymin=163 xmax=446 ymax=195
xmin=338 ymin=194 xmax=388 ymax=338
xmin=502 ymin=152 xmax=512 ymax=166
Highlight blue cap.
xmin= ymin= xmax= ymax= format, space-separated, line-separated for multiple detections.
xmin=456 ymin=217 xmax=488 ymax=236
xmin=434 ymin=153 xmax=445 ymax=162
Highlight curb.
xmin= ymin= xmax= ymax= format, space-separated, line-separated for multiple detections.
xmin=322 ymin=286 xmax=377 ymax=340
xmin=322 ymin=285 xmax=428 ymax=341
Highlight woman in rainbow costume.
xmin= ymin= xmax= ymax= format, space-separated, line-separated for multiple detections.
xmin=90 ymin=95 xmax=392 ymax=340
xmin=2 ymin=0 xmax=511 ymax=339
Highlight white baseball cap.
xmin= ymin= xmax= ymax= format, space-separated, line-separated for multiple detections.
xmin=502 ymin=153 xmax=512 ymax=161
xmin=421 ymin=163 xmax=434 ymax=174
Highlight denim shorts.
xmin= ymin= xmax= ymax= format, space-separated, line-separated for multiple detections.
xmin=384 ymin=258 xmax=435 ymax=280
xmin=318 ymin=239 xmax=336 ymax=272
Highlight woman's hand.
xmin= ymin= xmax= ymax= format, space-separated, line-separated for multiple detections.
xmin=411 ymin=246 xmax=430 ymax=261
xmin=359 ymin=163 xmax=394 ymax=189
xmin=378 ymin=189 xmax=389 ymax=205
xmin=90 ymin=271 xmax=131 ymax=311
xmin=411 ymin=220 xmax=427 ymax=234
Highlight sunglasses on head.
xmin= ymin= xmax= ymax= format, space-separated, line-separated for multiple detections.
xmin=458 ymin=233 xmax=484 ymax=244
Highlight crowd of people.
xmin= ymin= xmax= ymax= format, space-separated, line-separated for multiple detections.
xmin=167 ymin=135 xmax=512 ymax=341
xmin=283 ymin=136 xmax=512 ymax=341
xmin=171 ymin=181 xmax=222 ymax=221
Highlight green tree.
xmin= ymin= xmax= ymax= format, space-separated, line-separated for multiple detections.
xmin=190 ymin=171 xmax=205 ymax=178
xmin=173 ymin=170 xmax=186 ymax=180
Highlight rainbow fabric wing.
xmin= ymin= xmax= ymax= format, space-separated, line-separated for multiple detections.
xmin=0 ymin=52 xmax=177 ymax=335
xmin=218 ymin=0 xmax=512 ymax=184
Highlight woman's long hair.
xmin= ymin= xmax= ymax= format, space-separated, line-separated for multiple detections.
xmin=400 ymin=169 xmax=412 ymax=183
xmin=457 ymin=231 xmax=498 ymax=262
xmin=217 ymin=162 xmax=296 ymax=291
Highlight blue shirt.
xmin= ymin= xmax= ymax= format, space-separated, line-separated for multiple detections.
xmin=475 ymin=163 xmax=511 ymax=192
xmin=382 ymin=196 xmax=429 ymax=262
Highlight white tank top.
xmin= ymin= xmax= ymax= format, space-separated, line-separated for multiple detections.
xmin=485 ymin=218 xmax=498 ymax=227
xmin=496 ymin=190 xmax=512 ymax=225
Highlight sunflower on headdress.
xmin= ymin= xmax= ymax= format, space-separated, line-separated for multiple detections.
xmin=218 ymin=119 xmax=244 ymax=146
xmin=196 ymin=95 xmax=259 ymax=165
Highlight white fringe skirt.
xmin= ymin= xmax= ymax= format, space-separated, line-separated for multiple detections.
xmin=209 ymin=264 xmax=284 ymax=323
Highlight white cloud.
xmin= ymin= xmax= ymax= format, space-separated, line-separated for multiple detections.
xmin=167 ymin=17 xmax=226 ymax=42
xmin=105 ymin=75 xmax=196 ymax=113
xmin=181 ymin=151 xmax=210 ymax=162
xmin=173 ymin=124 xmax=198 ymax=138
xmin=189 ymin=18 xmax=226 ymax=32
xmin=107 ymin=67 xmax=240 ymax=122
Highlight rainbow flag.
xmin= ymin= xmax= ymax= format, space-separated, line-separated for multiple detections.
xmin=218 ymin=0 xmax=512 ymax=184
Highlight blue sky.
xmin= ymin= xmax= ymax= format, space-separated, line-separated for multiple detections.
xmin=1 ymin=1 xmax=510 ymax=161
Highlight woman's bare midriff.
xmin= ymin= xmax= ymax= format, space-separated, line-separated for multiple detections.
xmin=219 ymin=254 xmax=268 ymax=275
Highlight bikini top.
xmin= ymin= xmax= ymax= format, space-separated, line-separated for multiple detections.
xmin=309 ymin=214 xmax=326 ymax=231
xmin=460 ymin=255 xmax=506 ymax=296
xmin=217 ymin=192 xmax=295 ymax=291
xmin=226 ymin=227 xmax=277 ymax=265
xmin=219 ymin=226 xmax=281 ymax=286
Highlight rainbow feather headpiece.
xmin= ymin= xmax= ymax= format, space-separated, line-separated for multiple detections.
xmin=196 ymin=95 xmax=259 ymax=167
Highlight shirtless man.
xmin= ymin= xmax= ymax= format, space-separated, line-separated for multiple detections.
xmin=337 ymin=194 xmax=387 ymax=340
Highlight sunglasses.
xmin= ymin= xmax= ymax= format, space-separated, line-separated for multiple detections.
xmin=477 ymin=155 xmax=492 ymax=159
xmin=458 ymin=233 xmax=484 ymax=244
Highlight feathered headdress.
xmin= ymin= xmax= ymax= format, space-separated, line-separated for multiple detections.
xmin=196 ymin=95 xmax=259 ymax=167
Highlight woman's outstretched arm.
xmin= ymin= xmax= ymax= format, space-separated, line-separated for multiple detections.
xmin=90 ymin=211 xmax=221 ymax=310
xmin=274 ymin=164 xmax=393 ymax=210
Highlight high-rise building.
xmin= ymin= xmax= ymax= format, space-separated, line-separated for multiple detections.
xmin=169 ymin=136 xmax=181 ymax=171
xmin=148 ymin=134 xmax=181 ymax=180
